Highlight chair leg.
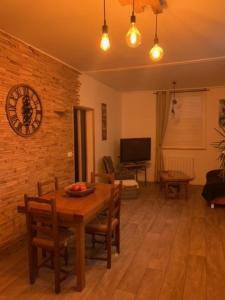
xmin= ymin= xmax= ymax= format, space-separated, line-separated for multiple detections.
xmin=64 ymin=247 xmax=68 ymax=266
xmin=91 ymin=233 xmax=95 ymax=248
xmin=50 ymin=253 xmax=54 ymax=268
xmin=106 ymin=233 xmax=112 ymax=269
xmin=115 ymin=224 xmax=120 ymax=254
xmin=28 ymin=245 xmax=37 ymax=284
xmin=42 ymin=249 xmax=47 ymax=258
xmin=54 ymin=250 xmax=61 ymax=294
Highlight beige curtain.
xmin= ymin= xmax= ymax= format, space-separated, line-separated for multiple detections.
xmin=154 ymin=91 xmax=172 ymax=181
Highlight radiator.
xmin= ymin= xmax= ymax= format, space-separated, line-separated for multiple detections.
xmin=163 ymin=156 xmax=195 ymax=178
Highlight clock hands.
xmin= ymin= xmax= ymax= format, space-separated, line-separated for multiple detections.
xmin=22 ymin=94 xmax=33 ymax=127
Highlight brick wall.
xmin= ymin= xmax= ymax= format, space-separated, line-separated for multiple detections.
xmin=0 ymin=30 xmax=80 ymax=248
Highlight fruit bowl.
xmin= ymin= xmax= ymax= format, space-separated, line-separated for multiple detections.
xmin=64 ymin=183 xmax=95 ymax=197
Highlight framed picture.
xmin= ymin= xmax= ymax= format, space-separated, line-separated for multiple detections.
xmin=219 ymin=99 xmax=225 ymax=128
xmin=101 ymin=103 xmax=107 ymax=140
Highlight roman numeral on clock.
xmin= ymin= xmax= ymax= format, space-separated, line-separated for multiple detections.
xmin=7 ymin=103 xmax=16 ymax=112
xmin=9 ymin=114 xmax=19 ymax=125
xmin=15 ymin=122 xmax=23 ymax=133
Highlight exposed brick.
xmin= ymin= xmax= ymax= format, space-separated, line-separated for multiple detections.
xmin=0 ymin=30 xmax=80 ymax=248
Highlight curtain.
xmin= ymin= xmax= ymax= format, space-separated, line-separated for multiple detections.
xmin=154 ymin=91 xmax=172 ymax=181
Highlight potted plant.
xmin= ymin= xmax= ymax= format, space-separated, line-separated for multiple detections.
xmin=213 ymin=127 xmax=225 ymax=180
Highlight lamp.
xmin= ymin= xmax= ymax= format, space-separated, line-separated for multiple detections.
xmin=149 ymin=13 xmax=164 ymax=61
xmin=126 ymin=0 xmax=142 ymax=48
xmin=171 ymin=81 xmax=177 ymax=116
xmin=100 ymin=0 xmax=110 ymax=51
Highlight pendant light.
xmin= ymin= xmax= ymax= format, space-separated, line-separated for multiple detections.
xmin=100 ymin=0 xmax=110 ymax=51
xmin=149 ymin=13 xmax=164 ymax=61
xmin=126 ymin=0 xmax=142 ymax=48
xmin=171 ymin=81 xmax=177 ymax=116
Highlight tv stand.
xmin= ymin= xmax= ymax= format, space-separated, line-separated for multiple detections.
xmin=121 ymin=161 xmax=150 ymax=185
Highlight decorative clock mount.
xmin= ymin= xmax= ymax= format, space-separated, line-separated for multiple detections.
xmin=5 ymin=84 xmax=42 ymax=137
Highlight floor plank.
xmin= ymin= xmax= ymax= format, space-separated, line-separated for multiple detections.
xmin=1 ymin=184 xmax=225 ymax=299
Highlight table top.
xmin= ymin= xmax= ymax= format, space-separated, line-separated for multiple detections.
xmin=17 ymin=183 xmax=112 ymax=223
xmin=160 ymin=171 xmax=193 ymax=182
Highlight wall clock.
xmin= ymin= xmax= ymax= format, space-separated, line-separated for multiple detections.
xmin=5 ymin=84 xmax=42 ymax=137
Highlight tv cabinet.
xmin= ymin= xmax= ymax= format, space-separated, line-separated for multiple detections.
xmin=121 ymin=162 xmax=150 ymax=185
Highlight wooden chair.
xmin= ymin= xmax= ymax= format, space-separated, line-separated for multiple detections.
xmin=24 ymin=194 xmax=72 ymax=293
xmin=85 ymin=181 xmax=122 ymax=269
xmin=37 ymin=177 xmax=59 ymax=259
xmin=37 ymin=177 xmax=58 ymax=197
xmin=102 ymin=156 xmax=134 ymax=180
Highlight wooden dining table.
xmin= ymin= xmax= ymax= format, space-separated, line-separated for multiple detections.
xmin=17 ymin=182 xmax=112 ymax=291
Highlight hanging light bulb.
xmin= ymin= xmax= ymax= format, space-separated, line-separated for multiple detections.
xmin=100 ymin=25 xmax=110 ymax=51
xmin=126 ymin=0 xmax=141 ymax=48
xmin=100 ymin=0 xmax=110 ymax=51
xmin=149 ymin=13 xmax=164 ymax=62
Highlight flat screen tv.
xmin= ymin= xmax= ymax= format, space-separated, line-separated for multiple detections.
xmin=120 ymin=138 xmax=151 ymax=163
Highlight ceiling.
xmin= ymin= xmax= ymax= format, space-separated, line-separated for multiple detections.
xmin=0 ymin=0 xmax=225 ymax=91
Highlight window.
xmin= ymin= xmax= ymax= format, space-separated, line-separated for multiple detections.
xmin=163 ymin=92 xmax=206 ymax=149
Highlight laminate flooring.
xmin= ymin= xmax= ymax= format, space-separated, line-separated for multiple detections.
xmin=1 ymin=184 xmax=225 ymax=300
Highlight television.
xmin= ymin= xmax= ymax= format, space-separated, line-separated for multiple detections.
xmin=120 ymin=138 xmax=151 ymax=163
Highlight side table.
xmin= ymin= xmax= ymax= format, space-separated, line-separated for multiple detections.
xmin=160 ymin=170 xmax=193 ymax=199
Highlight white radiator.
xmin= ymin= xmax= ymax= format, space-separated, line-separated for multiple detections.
xmin=163 ymin=156 xmax=195 ymax=178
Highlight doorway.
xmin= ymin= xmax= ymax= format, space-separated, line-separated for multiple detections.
xmin=73 ymin=106 xmax=95 ymax=182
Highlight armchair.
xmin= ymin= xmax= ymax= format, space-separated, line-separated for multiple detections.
xmin=102 ymin=156 xmax=134 ymax=180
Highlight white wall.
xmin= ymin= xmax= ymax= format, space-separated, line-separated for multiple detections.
xmin=79 ymin=74 xmax=121 ymax=172
xmin=121 ymin=87 xmax=225 ymax=185
xmin=121 ymin=91 xmax=156 ymax=182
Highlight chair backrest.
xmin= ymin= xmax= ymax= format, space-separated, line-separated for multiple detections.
xmin=37 ymin=177 xmax=58 ymax=197
xmin=107 ymin=182 xmax=122 ymax=230
xmin=103 ymin=156 xmax=115 ymax=174
xmin=24 ymin=194 xmax=59 ymax=244
xmin=91 ymin=172 xmax=114 ymax=184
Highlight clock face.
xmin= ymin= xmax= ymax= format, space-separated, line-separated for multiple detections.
xmin=5 ymin=84 xmax=42 ymax=137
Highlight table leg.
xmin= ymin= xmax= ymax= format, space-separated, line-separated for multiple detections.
xmin=75 ymin=222 xmax=85 ymax=291
xmin=145 ymin=167 xmax=147 ymax=185
xmin=165 ymin=182 xmax=169 ymax=198
xmin=185 ymin=183 xmax=188 ymax=200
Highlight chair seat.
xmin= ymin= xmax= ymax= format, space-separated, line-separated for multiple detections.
xmin=32 ymin=228 xmax=72 ymax=250
xmin=86 ymin=216 xmax=118 ymax=234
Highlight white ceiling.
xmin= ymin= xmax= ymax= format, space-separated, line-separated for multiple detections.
xmin=0 ymin=0 xmax=225 ymax=91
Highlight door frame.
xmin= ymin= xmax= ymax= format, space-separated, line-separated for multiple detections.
xmin=73 ymin=105 xmax=95 ymax=182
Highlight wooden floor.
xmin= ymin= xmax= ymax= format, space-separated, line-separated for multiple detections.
xmin=1 ymin=184 xmax=225 ymax=299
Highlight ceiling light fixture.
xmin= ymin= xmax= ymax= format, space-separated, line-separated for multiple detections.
xmin=100 ymin=0 xmax=110 ymax=51
xmin=126 ymin=0 xmax=142 ymax=48
xmin=149 ymin=13 xmax=164 ymax=62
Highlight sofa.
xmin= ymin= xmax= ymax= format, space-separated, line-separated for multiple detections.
xmin=202 ymin=169 xmax=225 ymax=207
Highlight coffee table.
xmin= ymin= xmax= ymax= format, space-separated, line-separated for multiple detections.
xmin=160 ymin=170 xmax=193 ymax=199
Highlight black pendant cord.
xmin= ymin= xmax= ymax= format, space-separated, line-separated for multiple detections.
xmin=131 ymin=0 xmax=136 ymax=23
xmin=173 ymin=81 xmax=176 ymax=99
xmin=171 ymin=81 xmax=177 ymax=115
xmin=154 ymin=14 xmax=158 ymax=43
xmin=103 ymin=0 xmax=106 ymax=25
xmin=102 ymin=0 xmax=108 ymax=33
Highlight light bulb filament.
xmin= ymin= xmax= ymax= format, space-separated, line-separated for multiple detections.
xmin=126 ymin=23 xmax=141 ymax=48
xmin=149 ymin=44 xmax=164 ymax=62
xmin=100 ymin=32 xmax=110 ymax=51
